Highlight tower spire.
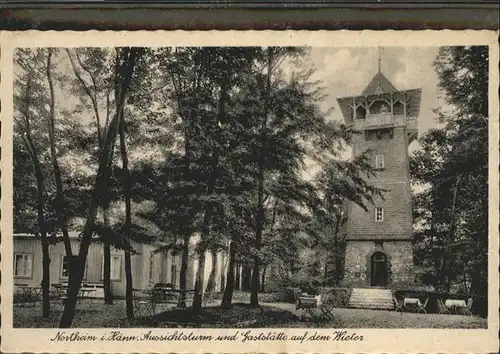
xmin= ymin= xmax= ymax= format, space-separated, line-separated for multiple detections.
xmin=378 ymin=46 xmax=382 ymax=73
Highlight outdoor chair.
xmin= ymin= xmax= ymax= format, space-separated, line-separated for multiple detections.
xmin=132 ymin=288 xmax=155 ymax=320
xmin=318 ymin=289 xmax=335 ymax=321
xmin=417 ymin=297 xmax=429 ymax=314
xmin=462 ymin=298 xmax=473 ymax=316
xmin=50 ymin=284 xmax=67 ymax=311
xmin=295 ymin=295 xmax=319 ymax=321
xmin=295 ymin=289 xmax=333 ymax=322
xmin=437 ymin=299 xmax=450 ymax=315
xmin=393 ymin=295 xmax=404 ymax=312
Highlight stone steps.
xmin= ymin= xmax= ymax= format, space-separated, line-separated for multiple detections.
xmin=348 ymin=288 xmax=395 ymax=310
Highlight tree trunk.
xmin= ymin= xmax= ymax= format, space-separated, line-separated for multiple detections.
xmin=119 ymin=113 xmax=134 ymax=321
xmin=192 ymin=248 xmax=207 ymax=313
xmin=59 ymin=107 xmax=118 ymax=328
xmin=192 ymin=168 xmax=218 ymax=313
xmin=205 ymin=250 xmax=218 ymax=293
xmin=30 ymin=137 xmax=50 ymax=318
xmin=250 ymin=48 xmax=272 ymax=308
xmin=67 ymin=48 xmax=111 ymax=302
xmin=124 ymin=250 xmax=133 ymax=319
xmin=333 ymin=213 xmax=342 ymax=286
xmin=59 ymin=47 xmax=141 ymax=328
xmin=219 ymin=251 xmax=227 ymax=292
xmin=221 ymin=240 xmax=236 ymax=308
xmin=241 ymin=266 xmax=250 ymax=291
xmin=250 ymin=169 xmax=264 ymax=306
xmin=192 ymin=80 xmax=227 ymax=313
xmin=102 ymin=140 xmax=115 ymax=305
xmin=192 ymin=188 xmax=218 ymax=312
xmin=47 ymin=50 xmax=75 ymax=302
xmin=178 ymin=235 xmax=190 ymax=307
xmin=41 ymin=235 xmax=51 ymax=317
xmin=103 ymin=206 xmax=113 ymax=304
xmin=22 ymin=120 xmax=50 ymax=318
xmin=46 ymin=50 xmax=73 ymax=257
xmin=443 ymin=174 xmax=462 ymax=292
xmin=235 ymin=262 xmax=241 ymax=291
xmin=260 ymin=266 xmax=267 ymax=293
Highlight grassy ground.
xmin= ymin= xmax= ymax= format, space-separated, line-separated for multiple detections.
xmin=13 ymin=300 xmax=487 ymax=329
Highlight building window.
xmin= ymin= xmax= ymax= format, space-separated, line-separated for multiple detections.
xmin=14 ymin=253 xmax=33 ymax=278
xmin=61 ymin=256 xmax=87 ymax=279
xmin=101 ymin=255 xmax=122 ymax=281
xmin=149 ymin=253 xmax=155 ymax=283
xmin=171 ymin=265 xmax=177 ymax=289
xmin=375 ymin=207 xmax=384 ymax=222
xmin=375 ymin=154 xmax=384 ymax=168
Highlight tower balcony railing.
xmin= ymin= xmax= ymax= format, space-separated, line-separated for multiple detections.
xmin=365 ymin=113 xmax=394 ymax=129
xmin=354 ymin=113 xmax=418 ymax=131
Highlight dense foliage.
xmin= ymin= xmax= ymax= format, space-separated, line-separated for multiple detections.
xmin=411 ymin=46 xmax=488 ymax=298
xmin=14 ymin=46 xmax=410 ymax=327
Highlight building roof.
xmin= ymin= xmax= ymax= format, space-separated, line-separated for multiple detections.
xmin=361 ymin=72 xmax=398 ymax=95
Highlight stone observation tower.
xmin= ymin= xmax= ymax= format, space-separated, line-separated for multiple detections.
xmin=337 ymin=50 xmax=421 ymax=289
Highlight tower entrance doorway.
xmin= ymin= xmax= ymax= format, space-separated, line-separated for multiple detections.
xmin=371 ymin=252 xmax=388 ymax=287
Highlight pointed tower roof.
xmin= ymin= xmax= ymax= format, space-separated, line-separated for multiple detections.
xmin=361 ymin=72 xmax=398 ymax=95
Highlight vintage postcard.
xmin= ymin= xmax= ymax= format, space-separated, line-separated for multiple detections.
xmin=1 ymin=30 xmax=498 ymax=353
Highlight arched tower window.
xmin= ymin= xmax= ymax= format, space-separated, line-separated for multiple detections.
xmin=369 ymin=100 xmax=390 ymax=115
xmin=355 ymin=105 xmax=366 ymax=119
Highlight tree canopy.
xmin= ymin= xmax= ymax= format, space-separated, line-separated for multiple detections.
xmin=411 ymin=46 xmax=488 ymax=297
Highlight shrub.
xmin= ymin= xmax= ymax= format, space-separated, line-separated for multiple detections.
xmin=321 ymin=287 xmax=352 ymax=308
xmin=13 ymin=292 xmax=37 ymax=304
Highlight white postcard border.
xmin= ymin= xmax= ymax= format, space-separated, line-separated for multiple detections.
xmin=1 ymin=30 xmax=498 ymax=353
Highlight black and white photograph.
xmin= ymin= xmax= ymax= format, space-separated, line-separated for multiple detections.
xmin=1 ymin=31 xmax=498 ymax=353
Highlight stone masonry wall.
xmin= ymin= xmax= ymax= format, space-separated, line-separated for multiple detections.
xmin=347 ymin=126 xmax=413 ymax=240
xmin=342 ymin=240 xmax=414 ymax=288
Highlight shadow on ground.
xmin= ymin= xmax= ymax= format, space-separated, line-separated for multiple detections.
xmin=13 ymin=300 xmax=487 ymax=329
